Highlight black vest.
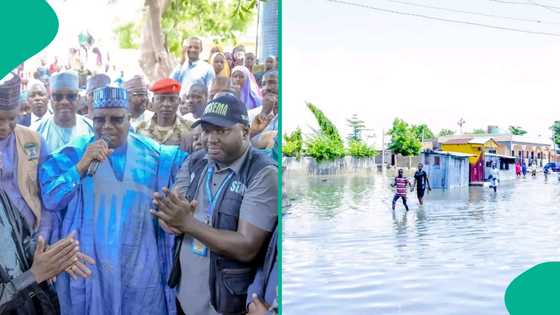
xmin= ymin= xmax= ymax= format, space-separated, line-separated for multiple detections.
xmin=168 ymin=147 xmax=277 ymax=315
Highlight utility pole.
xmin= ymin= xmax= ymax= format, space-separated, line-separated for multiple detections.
xmin=255 ymin=0 xmax=261 ymax=57
xmin=458 ymin=118 xmax=466 ymax=135
xmin=381 ymin=128 xmax=385 ymax=172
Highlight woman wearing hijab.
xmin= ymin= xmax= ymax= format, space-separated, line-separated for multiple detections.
xmin=224 ymin=52 xmax=234 ymax=70
xmin=231 ymin=65 xmax=262 ymax=110
xmin=209 ymin=52 xmax=230 ymax=78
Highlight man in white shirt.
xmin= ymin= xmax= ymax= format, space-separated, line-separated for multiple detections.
xmin=171 ymin=37 xmax=215 ymax=98
xmin=26 ymin=80 xmax=52 ymax=125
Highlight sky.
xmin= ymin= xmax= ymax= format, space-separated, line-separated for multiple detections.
xmin=282 ymin=0 xmax=560 ymax=147
xmin=28 ymin=0 xmax=145 ymax=73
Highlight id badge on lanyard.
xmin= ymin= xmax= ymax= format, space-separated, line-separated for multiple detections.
xmin=192 ymin=166 xmax=234 ymax=257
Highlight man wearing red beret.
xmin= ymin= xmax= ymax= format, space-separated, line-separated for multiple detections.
xmin=136 ymin=78 xmax=193 ymax=151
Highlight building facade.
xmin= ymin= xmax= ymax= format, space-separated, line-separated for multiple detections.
xmin=440 ymin=137 xmax=499 ymax=183
xmin=421 ymin=150 xmax=471 ymax=189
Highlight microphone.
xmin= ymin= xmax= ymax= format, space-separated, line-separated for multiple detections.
xmin=86 ymin=136 xmax=112 ymax=177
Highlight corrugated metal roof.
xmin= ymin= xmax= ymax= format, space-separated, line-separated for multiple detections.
xmin=442 ymin=134 xmax=552 ymax=146
xmin=468 ymin=137 xmax=494 ymax=144
xmin=510 ymin=135 xmax=552 ymax=146
xmin=427 ymin=150 xmax=474 ymax=158
xmin=442 ymin=136 xmax=495 ymax=145
xmin=441 ymin=138 xmax=474 ymax=144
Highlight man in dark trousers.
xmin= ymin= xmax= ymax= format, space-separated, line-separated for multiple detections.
xmin=391 ymin=169 xmax=411 ymax=211
xmin=152 ymin=94 xmax=278 ymax=315
xmin=246 ymin=224 xmax=278 ymax=315
xmin=411 ymin=163 xmax=431 ymax=205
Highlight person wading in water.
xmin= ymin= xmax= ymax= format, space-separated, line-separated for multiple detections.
xmin=391 ymin=169 xmax=411 ymax=211
xmin=411 ymin=163 xmax=431 ymax=205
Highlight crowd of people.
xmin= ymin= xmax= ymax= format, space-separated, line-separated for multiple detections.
xmin=0 ymin=35 xmax=279 ymax=315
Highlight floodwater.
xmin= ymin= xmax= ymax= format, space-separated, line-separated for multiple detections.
xmin=282 ymin=172 xmax=560 ymax=315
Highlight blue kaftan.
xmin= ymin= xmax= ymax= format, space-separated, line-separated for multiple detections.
xmin=39 ymin=132 xmax=185 ymax=315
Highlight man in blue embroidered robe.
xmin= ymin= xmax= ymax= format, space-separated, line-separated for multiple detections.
xmin=39 ymin=86 xmax=186 ymax=315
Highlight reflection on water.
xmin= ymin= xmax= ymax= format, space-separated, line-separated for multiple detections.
xmin=283 ymin=174 xmax=560 ymax=315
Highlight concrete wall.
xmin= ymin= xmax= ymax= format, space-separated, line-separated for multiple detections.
xmin=375 ymin=151 xmax=421 ymax=169
xmin=283 ymin=157 xmax=377 ymax=176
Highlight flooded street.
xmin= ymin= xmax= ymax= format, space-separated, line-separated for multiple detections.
xmin=283 ymin=173 xmax=560 ymax=315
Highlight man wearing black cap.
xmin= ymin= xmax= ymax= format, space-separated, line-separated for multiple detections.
xmin=152 ymin=94 xmax=278 ymax=315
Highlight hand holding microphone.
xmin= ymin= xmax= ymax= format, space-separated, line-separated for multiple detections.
xmin=76 ymin=136 xmax=114 ymax=177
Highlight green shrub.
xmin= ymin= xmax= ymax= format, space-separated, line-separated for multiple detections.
xmin=347 ymin=140 xmax=377 ymax=158
xmin=305 ymin=135 xmax=345 ymax=162
xmin=283 ymin=128 xmax=303 ymax=158
xmin=304 ymin=102 xmax=346 ymax=162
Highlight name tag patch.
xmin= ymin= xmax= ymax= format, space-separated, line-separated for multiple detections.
xmin=24 ymin=143 xmax=39 ymax=161
xmin=229 ymin=180 xmax=246 ymax=196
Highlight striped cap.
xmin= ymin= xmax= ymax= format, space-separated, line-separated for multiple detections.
xmin=93 ymin=86 xmax=128 ymax=109
xmin=0 ymin=72 xmax=21 ymax=110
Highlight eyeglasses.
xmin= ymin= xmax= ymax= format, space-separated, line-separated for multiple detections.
xmin=52 ymin=92 xmax=78 ymax=102
xmin=92 ymin=116 xmax=127 ymax=125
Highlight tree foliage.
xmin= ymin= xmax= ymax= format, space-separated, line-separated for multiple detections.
xmin=347 ymin=139 xmax=377 ymax=158
xmin=509 ymin=126 xmax=527 ymax=136
xmin=550 ymin=121 xmax=560 ymax=146
xmin=411 ymin=123 xmax=434 ymax=141
xmin=387 ymin=118 xmax=422 ymax=157
xmin=306 ymin=135 xmax=346 ymax=162
xmin=305 ymin=102 xmax=345 ymax=161
xmin=283 ymin=128 xmax=303 ymax=159
xmin=114 ymin=22 xmax=141 ymax=49
xmin=472 ymin=128 xmax=486 ymax=135
xmin=306 ymin=102 xmax=343 ymax=144
xmin=438 ymin=129 xmax=455 ymax=137
xmin=114 ymin=0 xmax=258 ymax=58
xmin=346 ymin=114 xmax=366 ymax=142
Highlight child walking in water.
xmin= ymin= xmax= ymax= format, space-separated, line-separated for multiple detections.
xmin=391 ymin=168 xmax=412 ymax=211
xmin=488 ymin=163 xmax=499 ymax=192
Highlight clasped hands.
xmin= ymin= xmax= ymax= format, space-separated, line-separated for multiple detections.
xmin=151 ymin=187 xmax=198 ymax=235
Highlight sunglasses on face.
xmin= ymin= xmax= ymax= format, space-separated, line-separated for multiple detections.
xmin=52 ymin=92 xmax=78 ymax=102
xmin=93 ymin=116 xmax=127 ymax=126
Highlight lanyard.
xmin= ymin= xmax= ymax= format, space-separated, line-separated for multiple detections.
xmin=205 ymin=165 xmax=234 ymax=222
